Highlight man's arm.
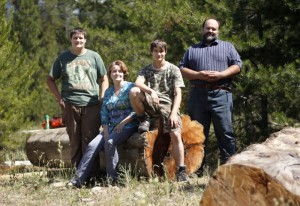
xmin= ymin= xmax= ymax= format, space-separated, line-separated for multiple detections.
xmin=46 ymin=75 xmax=65 ymax=109
xmin=169 ymin=87 xmax=182 ymax=128
xmin=46 ymin=75 xmax=62 ymax=101
xmin=100 ymin=74 xmax=109 ymax=101
xmin=135 ymin=77 xmax=151 ymax=94
xmin=171 ymin=87 xmax=182 ymax=115
xmin=135 ymin=77 xmax=159 ymax=105
xmin=181 ymin=65 xmax=241 ymax=82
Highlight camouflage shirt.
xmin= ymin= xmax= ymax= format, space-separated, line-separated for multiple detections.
xmin=137 ymin=61 xmax=185 ymax=105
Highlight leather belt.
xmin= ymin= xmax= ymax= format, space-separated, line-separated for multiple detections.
xmin=190 ymin=84 xmax=232 ymax=92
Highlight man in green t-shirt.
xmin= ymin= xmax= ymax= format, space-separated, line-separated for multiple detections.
xmin=47 ymin=27 xmax=109 ymax=169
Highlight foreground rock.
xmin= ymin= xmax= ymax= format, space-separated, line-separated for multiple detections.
xmin=200 ymin=127 xmax=300 ymax=205
xmin=26 ymin=115 xmax=205 ymax=179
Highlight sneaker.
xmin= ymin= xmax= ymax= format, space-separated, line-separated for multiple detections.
xmin=67 ymin=180 xmax=81 ymax=188
xmin=176 ymin=166 xmax=188 ymax=182
xmin=138 ymin=120 xmax=150 ymax=133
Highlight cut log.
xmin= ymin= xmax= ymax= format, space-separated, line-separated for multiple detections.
xmin=200 ymin=127 xmax=300 ymax=206
xmin=26 ymin=115 xmax=205 ymax=179
xmin=26 ymin=128 xmax=71 ymax=167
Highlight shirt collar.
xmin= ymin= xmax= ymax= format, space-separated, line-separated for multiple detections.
xmin=200 ymin=39 xmax=219 ymax=47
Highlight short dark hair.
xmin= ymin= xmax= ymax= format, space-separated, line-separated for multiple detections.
xmin=150 ymin=40 xmax=168 ymax=53
xmin=202 ymin=17 xmax=221 ymax=29
xmin=70 ymin=27 xmax=87 ymax=39
xmin=107 ymin=60 xmax=129 ymax=81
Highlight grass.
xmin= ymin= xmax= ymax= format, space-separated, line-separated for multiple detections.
xmin=0 ymin=129 xmax=214 ymax=205
xmin=0 ymin=164 xmax=210 ymax=206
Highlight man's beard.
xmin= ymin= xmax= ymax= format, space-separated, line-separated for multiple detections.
xmin=203 ymin=33 xmax=217 ymax=43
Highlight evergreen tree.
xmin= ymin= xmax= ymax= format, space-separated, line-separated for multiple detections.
xmin=0 ymin=1 xmax=36 ymax=148
xmin=230 ymin=0 xmax=300 ymax=143
xmin=11 ymin=0 xmax=81 ymax=122
xmin=3 ymin=0 xmax=299 ymax=153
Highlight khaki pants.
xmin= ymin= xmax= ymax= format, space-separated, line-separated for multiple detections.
xmin=143 ymin=93 xmax=182 ymax=134
xmin=63 ymin=102 xmax=101 ymax=167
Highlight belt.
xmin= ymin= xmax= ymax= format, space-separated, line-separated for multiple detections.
xmin=190 ymin=84 xmax=232 ymax=92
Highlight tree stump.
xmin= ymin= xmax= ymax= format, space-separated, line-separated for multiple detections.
xmin=26 ymin=115 xmax=205 ymax=179
xmin=200 ymin=127 xmax=300 ymax=206
xmin=26 ymin=128 xmax=71 ymax=167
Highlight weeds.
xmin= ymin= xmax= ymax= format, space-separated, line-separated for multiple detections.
xmin=0 ymin=159 xmax=208 ymax=205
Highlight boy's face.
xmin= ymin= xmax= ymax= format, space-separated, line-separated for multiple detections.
xmin=71 ymin=33 xmax=86 ymax=50
xmin=151 ymin=47 xmax=166 ymax=63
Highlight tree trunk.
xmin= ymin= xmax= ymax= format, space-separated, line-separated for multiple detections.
xmin=26 ymin=115 xmax=205 ymax=180
xmin=200 ymin=127 xmax=300 ymax=206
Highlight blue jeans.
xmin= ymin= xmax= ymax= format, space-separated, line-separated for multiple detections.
xmin=187 ymin=88 xmax=236 ymax=164
xmin=71 ymin=126 xmax=137 ymax=186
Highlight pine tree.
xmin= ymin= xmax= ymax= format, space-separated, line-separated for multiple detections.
xmin=0 ymin=1 xmax=36 ymax=148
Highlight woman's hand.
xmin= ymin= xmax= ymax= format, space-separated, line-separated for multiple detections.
xmin=113 ymin=122 xmax=126 ymax=133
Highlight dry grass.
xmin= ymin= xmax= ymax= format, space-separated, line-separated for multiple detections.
xmin=0 ymin=166 xmax=210 ymax=206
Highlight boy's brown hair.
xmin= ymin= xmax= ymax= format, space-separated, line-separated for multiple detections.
xmin=70 ymin=27 xmax=87 ymax=39
xmin=150 ymin=40 xmax=168 ymax=53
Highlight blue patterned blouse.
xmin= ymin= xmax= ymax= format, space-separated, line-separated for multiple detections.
xmin=101 ymin=81 xmax=138 ymax=133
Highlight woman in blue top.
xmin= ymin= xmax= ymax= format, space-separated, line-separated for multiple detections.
xmin=70 ymin=60 xmax=138 ymax=187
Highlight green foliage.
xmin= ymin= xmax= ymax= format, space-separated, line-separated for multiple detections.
xmin=1 ymin=0 xmax=299 ymax=156
xmin=0 ymin=1 xmax=37 ymax=147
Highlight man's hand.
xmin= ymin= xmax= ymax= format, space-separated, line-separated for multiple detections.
xmin=150 ymin=90 xmax=159 ymax=105
xmin=58 ymin=99 xmax=65 ymax=110
xmin=169 ymin=113 xmax=179 ymax=129
xmin=199 ymin=71 xmax=223 ymax=82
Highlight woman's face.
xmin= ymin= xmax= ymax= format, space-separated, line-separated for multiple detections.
xmin=110 ymin=65 xmax=124 ymax=83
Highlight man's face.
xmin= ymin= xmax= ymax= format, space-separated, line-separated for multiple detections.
xmin=203 ymin=19 xmax=219 ymax=43
xmin=151 ymin=47 xmax=166 ymax=62
xmin=71 ymin=33 xmax=86 ymax=49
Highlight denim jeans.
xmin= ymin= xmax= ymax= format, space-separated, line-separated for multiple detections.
xmin=187 ymin=88 xmax=236 ymax=164
xmin=104 ymin=126 xmax=137 ymax=179
xmin=71 ymin=126 xmax=137 ymax=186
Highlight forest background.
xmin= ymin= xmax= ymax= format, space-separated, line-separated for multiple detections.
xmin=0 ymin=0 xmax=299 ymax=165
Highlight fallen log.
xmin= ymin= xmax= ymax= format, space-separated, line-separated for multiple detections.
xmin=26 ymin=115 xmax=205 ymax=179
xmin=200 ymin=127 xmax=300 ymax=206
xmin=26 ymin=128 xmax=71 ymax=167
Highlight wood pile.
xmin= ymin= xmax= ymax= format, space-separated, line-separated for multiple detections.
xmin=26 ymin=115 xmax=205 ymax=180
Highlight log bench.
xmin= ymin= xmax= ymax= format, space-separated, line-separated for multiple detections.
xmin=26 ymin=115 xmax=205 ymax=180
xmin=200 ymin=127 xmax=300 ymax=205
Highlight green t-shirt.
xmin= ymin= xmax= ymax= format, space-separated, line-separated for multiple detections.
xmin=50 ymin=49 xmax=107 ymax=106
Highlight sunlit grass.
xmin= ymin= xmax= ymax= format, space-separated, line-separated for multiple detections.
xmin=0 ymin=162 xmax=209 ymax=206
